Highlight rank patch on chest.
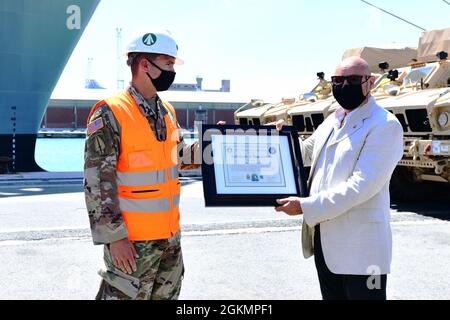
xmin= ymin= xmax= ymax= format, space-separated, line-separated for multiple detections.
xmin=87 ymin=117 xmax=104 ymax=135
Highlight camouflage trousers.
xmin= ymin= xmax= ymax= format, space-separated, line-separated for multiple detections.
xmin=96 ymin=231 xmax=184 ymax=300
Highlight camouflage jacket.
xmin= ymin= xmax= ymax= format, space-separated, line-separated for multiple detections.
xmin=84 ymin=86 xmax=200 ymax=245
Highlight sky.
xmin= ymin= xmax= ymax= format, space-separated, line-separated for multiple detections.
xmin=54 ymin=0 xmax=450 ymax=102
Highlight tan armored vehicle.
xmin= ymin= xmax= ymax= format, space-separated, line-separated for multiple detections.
xmin=234 ymin=99 xmax=273 ymax=126
xmin=349 ymin=29 xmax=450 ymax=200
xmin=378 ymin=54 xmax=450 ymax=199
xmin=258 ymin=97 xmax=297 ymax=125
xmin=262 ymin=72 xmax=334 ymax=125
xmin=234 ymin=72 xmax=333 ymax=126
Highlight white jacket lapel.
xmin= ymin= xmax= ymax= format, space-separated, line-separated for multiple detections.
xmin=307 ymin=124 xmax=334 ymax=189
xmin=327 ymin=97 xmax=376 ymax=148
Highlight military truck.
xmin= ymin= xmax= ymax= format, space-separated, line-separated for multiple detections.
xmin=377 ymin=55 xmax=450 ymax=200
xmin=260 ymin=97 xmax=303 ymax=125
xmin=234 ymin=99 xmax=274 ymax=126
xmin=235 ymin=72 xmax=333 ymax=126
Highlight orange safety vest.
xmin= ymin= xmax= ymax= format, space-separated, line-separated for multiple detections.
xmin=88 ymin=91 xmax=181 ymax=241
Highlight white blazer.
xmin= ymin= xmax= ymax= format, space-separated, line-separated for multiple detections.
xmin=300 ymin=97 xmax=404 ymax=275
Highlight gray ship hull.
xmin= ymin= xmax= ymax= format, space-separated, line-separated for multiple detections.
xmin=0 ymin=0 xmax=100 ymax=172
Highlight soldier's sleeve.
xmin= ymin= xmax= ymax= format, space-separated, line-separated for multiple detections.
xmin=83 ymin=104 xmax=128 ymax=245
xmin=176 ymin=121 xmax=201 ymax=170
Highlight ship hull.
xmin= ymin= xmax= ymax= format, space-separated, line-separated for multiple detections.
xmin=0 ymin=134 xmax=42 ymax=172
xmin=0 ymin=0 xmax=100 ymax=173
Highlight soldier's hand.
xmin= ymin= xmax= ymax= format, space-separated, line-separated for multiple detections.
xmin=110 ymin=238 xmax=139 ymax=275
xmin=217 ymin=121 xmax=226 ymax=125
xmin=266 ymin=119 xmax=285 ymax=131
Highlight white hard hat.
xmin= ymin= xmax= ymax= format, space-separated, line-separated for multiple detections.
xmin=125 ymin=29 xmax=184 ymax=65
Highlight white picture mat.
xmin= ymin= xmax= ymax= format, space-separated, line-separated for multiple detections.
xmin=211 ymin=134 xmax=297 ymax=195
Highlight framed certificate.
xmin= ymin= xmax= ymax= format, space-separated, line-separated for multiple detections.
xmin=201 ymin=125 xmax=308 ymax=207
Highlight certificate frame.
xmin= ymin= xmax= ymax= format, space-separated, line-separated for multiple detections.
xmin=201 ymin=124 xmax=308 ymax=207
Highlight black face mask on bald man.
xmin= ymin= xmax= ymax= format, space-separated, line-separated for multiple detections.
xmin=331 ymin=75 xmax=370 ymax=111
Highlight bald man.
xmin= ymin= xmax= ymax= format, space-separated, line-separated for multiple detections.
xmin=276 ymin=57 xmax=404 ymax=300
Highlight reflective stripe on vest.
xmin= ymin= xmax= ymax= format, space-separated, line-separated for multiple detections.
xmin=119 ymin=195 xmax=180 ymax=214
xmin=119 ymin=198 xmax=170 ymax=213
xmin=117 ymin=165 xmax=178 ymax=187
xmin=170 ymin=166 xmax=179 ymax=180
xmin=117 ymin=170 xmax=166 ymax=186
xmin=173 ymin=194 xmax=181 ymax=208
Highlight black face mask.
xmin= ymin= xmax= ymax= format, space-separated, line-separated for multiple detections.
xmin=146 ymin=60 xmax=176 ymax=92
xmin=332 ymin=83 xmax=367 ymax=111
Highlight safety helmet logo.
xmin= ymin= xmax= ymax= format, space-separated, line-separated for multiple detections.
xmin=142 ymin=33 xmax=157 ymax=46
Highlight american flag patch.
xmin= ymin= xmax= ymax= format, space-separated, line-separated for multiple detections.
xmin=87 ymin=117 xmax=104 ymax=136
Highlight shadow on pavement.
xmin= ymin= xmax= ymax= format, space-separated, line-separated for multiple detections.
xmin=0 ymin=177 xmax=202 ymax=198
xmin=180 ymin=177 xmax=202 ymax=187
xmin=391 ymin=199 xmax=450 ymax=221
xmin=0 ymin=185 xmax=83 ymax=198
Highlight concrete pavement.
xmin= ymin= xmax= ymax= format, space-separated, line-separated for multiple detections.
xmin=0 ymin=179 xmax=449 ymax=300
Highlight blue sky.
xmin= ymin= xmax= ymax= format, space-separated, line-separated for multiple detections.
xmin=54 ymin=0 xmax=450 ymax=101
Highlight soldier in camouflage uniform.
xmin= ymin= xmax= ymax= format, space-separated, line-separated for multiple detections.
xmin=84 ymin=30 xmax=199 ymax=300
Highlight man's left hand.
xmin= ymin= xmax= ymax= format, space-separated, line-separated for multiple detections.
xmin=275 ymin=197 xmax=303 ymax=216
